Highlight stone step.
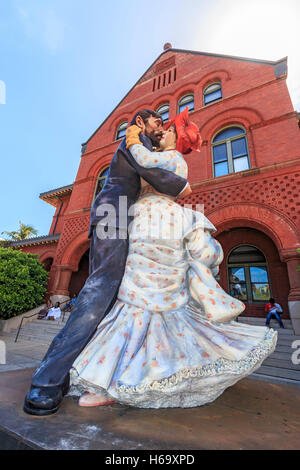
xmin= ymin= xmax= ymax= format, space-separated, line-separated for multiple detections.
xmin=262 ymin=358 xmax=300 ymax=371
xmin=240 ymin=315 xmax=291 ymax=322
xmin=239 ymin=325 xmax=295 ymax=335
xmin=31 ymin=318 xmax=71 ymax=326
xmin=12 ymin=318 xmax=69 ymax=343
xmin=239 ymin=317 xmax=292 ymax=327
xmin=8 ymin=312 xmax=300 ymax=385
xmin=273 ymin=344 xmax=299 ymax=353
xmin=269 ymin=351 xmax=295 ymax=360
xmin=18 ymin=323 xmax=67 ymax=333
xmin=250 ymin=326 xmax=295 ymax=333
xmin=275 ymin=338 xmax=300 ymax=347
xmin=18 ymin=328 xmax=62 ymax=337
xmin=17 ymin=334 xmax=54 ymax=344
xmin=254 ymin=365 xmax=300 ymax=381
xmin=276 ymin=332 xmax=300 ymax=340
xmin=250 ymin=372 xmax=300 ymax=388
xmin=269 ymin=329 xmax=295 ymax=336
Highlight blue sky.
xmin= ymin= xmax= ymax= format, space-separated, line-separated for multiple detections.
xmin=0 ymin=0 xmax=299 ymax=237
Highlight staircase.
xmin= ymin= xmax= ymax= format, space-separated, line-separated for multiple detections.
xmin=238 ymin=316 xmax=300 ymax=386
xmin=4 ymin=312 xmax=72 ymax=345
xmin=3 ymin=313 xmax=300 ymax=387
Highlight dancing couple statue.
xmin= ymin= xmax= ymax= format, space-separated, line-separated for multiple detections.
xmin=24 ymin=108 xmax=277 ymax=414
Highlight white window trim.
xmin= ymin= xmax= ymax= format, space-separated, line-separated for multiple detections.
xmin=203 ymin=82 xmax=222 ymax=106
xmin=211 ymin=126 xmax=250 ymax=178
xmin=92 ymin=166 xmax=110 ymax=201
xmin=227 ymin=244 xmax=272 ymax=304
xmin=116 ymin=121 xmax=128 ymax=140
xmin=178 ymin=94 xmax=195 ymax=113
xmin=157 ymin=104 xmax=170 ymax=122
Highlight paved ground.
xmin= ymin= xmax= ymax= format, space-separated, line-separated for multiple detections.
xmin=1 ymin=334 xmax=300 ymax=450
xmin=0 ymin=335 xmax=47 ymax=372
xmin=0 ymin=366 xmax=300 ymax=450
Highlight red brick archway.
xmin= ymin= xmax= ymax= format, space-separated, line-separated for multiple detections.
xmin=68 ymin=249 xmax=89 ymax=297
xmin=216 ymin=227 xmax=290 ymax=318
xmin=208 ymin=203 xmax=300 ymax=251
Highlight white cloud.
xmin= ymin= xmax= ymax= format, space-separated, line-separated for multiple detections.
xmin=192 ymin=0 xmax=300 ymax=111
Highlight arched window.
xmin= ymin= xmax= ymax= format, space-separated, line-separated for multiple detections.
xmin=203 ymin=82 xmax=222 ymax=105
xmin=227 ymin=245 xmax=271 ymax=303
xmin=157 ymin=104 xmax=169 ymax=122
xmin=116 ymin=121 xmax=128 ymax=140
xmin=212 ymin=126 xmax=250 ymax=177
xmin=178 ymin=94 xmax=194 ymax=113
xmin=93 ymin=166 xmax=110 ymax=199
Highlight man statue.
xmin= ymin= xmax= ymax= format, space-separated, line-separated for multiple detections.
xmin=23 ymin=109 xmax=191 ymax=415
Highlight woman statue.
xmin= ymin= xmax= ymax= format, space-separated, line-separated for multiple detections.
xmin=68 ymin=108 xmax=277 ymax=408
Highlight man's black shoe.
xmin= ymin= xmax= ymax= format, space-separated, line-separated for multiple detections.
xmin=23 ymin=375 xmax=70 ymax=416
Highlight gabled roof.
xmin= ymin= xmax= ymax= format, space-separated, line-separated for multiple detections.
xmin=82 ymin=47 xmax=287 ymax=149
xmin=10 ymin=233 xmax=60 ymax=248
xmin=40 ymin=184 xmax=73 ymax=207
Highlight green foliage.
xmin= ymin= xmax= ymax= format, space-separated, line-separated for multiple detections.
xmin=1 ymin=220 xmax=38 ymax=241
xmin=0 ymin=247 xmax=48 ymax=320
xmin=0 ymin=239 xmax=11 ymax=248
xmin=297 ymin=248 xmax=300 ymax=272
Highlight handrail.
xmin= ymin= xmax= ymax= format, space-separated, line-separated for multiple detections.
xmin=61 ymin=299 xmax=74 ymax=323
xmin=14 ymin=311 xmax=41 ymax=343
xmin=14 ymin=299 xmax=70 ymax=343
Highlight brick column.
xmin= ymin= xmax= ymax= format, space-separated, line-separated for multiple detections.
xmin=280 ymin=248 xmax=300 ymax=334
xmin=50 ymin=265 xmax=74 ymax=306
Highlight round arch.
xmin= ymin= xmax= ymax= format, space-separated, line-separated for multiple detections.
xmin=199 ymin=69 xmax=231 ymax=91
xmin=108 ymin=114 xmax=130 ymax=132
xmin=39 ymin=249 xmax=57 ymax=264
xmin=87 ymin=154 xmax=112 ymax=179
xmin=207 ymin=203 xmax=300 ymax=253
xmin=199 ymin=106 xmax=264 ymax=139
xmin=61 ymin=231 xmax=90 ymax=271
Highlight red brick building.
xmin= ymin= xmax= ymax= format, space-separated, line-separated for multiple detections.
xmin=13 ymin=46 xmax=300 ymax=333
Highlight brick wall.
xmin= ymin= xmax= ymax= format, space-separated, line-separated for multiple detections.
xmin=21 ymin=49 xmax=300 ymax=315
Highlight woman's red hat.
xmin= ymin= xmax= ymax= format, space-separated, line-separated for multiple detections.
xmin=165 ymin=107 xmax=202 ymax=155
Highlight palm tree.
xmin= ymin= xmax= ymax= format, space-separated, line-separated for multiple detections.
xmin=2 ymin=221 xmax=38 ymax=241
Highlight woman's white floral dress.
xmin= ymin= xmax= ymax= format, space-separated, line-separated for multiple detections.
xmin=69 ymin=145 xmax=277 ymax=408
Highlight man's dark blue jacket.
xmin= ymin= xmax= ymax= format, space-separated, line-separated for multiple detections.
xmin=88 ymin=134 xmax=187 ymax=237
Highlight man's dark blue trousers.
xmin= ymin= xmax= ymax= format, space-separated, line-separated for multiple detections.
xmin=31 ymin=228 xmax=128 ymax=388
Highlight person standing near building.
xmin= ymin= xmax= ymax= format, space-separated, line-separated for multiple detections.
xmin=265 ymin=298 xmax=284 ymax=328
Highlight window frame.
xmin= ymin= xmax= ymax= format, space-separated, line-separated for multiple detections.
xmin=156 ymin=103 xmax=170 ymax=123
xmin=92 ymin=165 xmax=110 ymax=202
xmin=227 ymin=245 xmax=272 ymax=304
xmin=178 ymin=94 xmax=195 ymax=114
xmin=211 ymin=125 xmax=250 ymax=178
xmin=203 ymin=82 xmax=222 ymax=106
xmin=115 ymin=121 xmax=128 ymax=141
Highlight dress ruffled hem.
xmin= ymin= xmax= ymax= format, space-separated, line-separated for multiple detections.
xmin=69 ymin=327 xmax=277 ymax=408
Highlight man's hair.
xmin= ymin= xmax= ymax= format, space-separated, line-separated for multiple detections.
xmin=269 ymin=297 xmax=275 ymax=304
xmin=130 ymin=109 xmax=162 ymax=126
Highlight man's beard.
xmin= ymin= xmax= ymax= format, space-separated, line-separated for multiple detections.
xmin=145 ymin=129 xmax=163 ymax=148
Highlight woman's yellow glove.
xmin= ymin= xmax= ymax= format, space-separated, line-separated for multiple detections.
xmin=126 ymin=125 xmax=142 ymax=149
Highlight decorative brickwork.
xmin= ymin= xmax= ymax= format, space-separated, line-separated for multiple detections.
xmin=54 ymin=216 xmax=90 ymax=264
xmin=183 ymin=172 xmax=300 ymax=225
